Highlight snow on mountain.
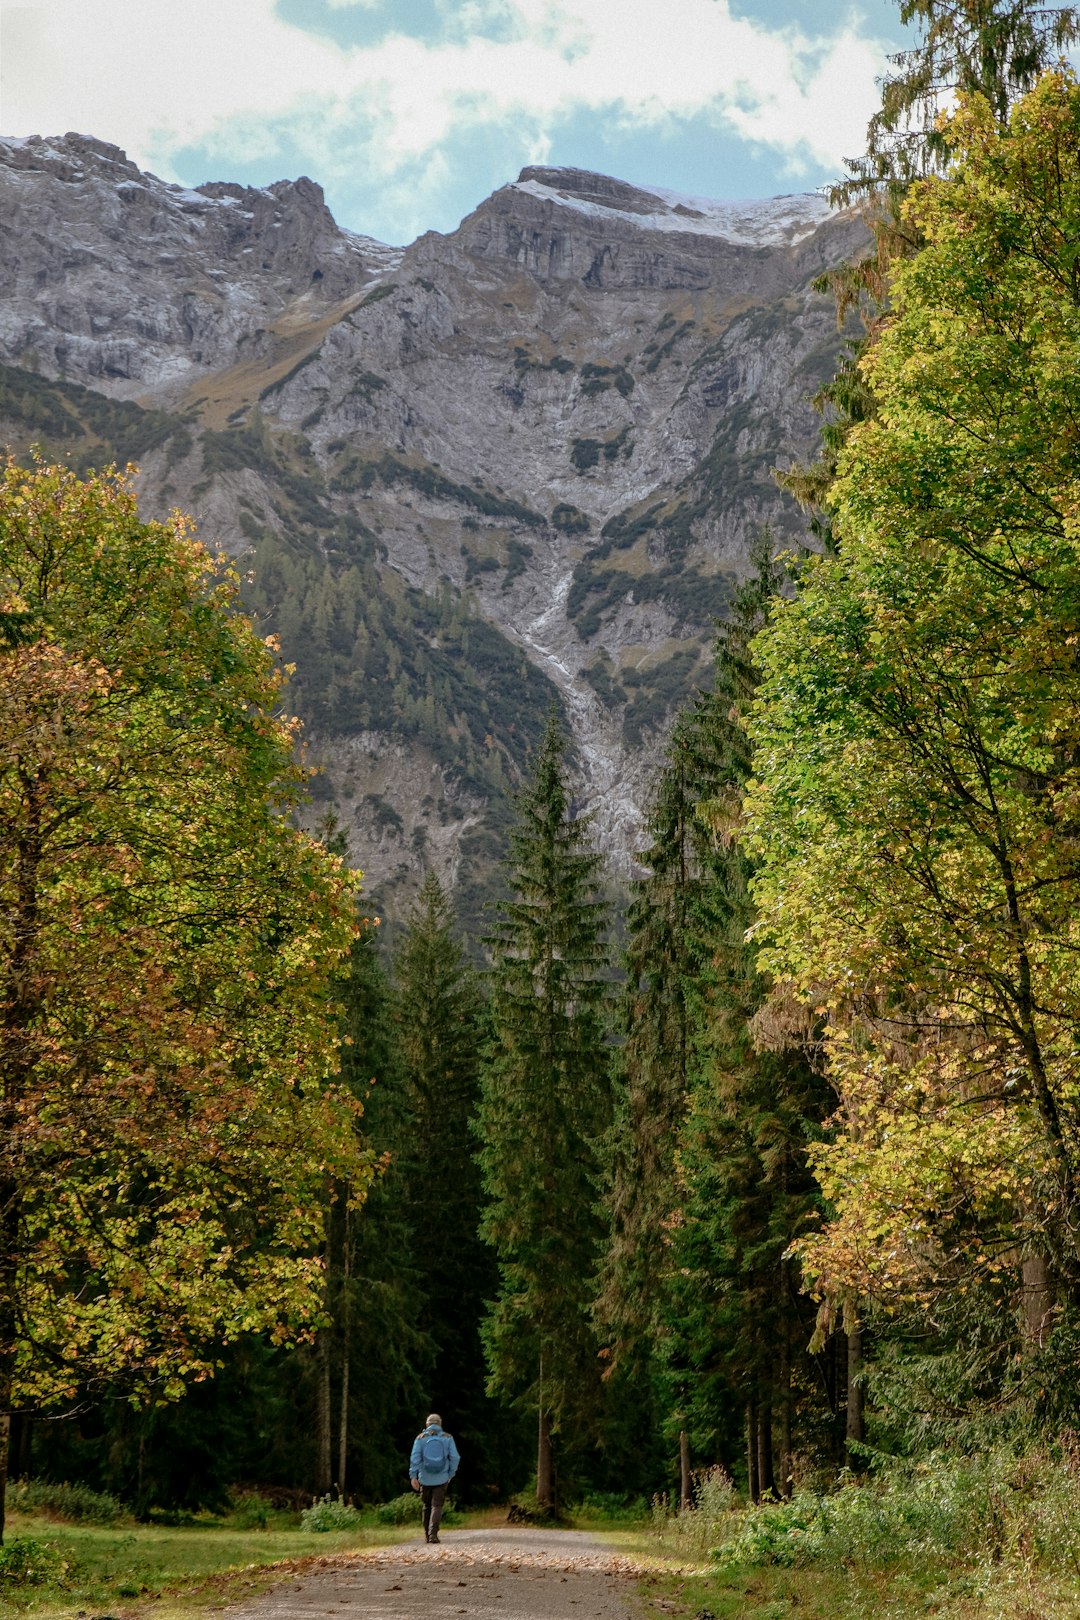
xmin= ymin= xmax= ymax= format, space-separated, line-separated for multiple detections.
xmin=510 ymin=165 xmax=835 ymax=247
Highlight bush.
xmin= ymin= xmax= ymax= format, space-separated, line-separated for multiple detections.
xmin=707 ymin=1449 xmax=1080 ymax=1573
xmin=227 ymin=1492 xmax=285 ymax=1530
xmin=570 ymin=1490 xmax=649 ymax=1523
xmin=0 ymin=1537 xmax=67 ymax=1585
xmin=300 ymin=1494 xmax=363 ymax=1532
xmin=7 ymin=1478 xmax=124 ymax=1525
xmin=507 ymin=1485 xmax=564 ymax=1525
xmin=374 ymin=1492 xmax=423 ymax=1525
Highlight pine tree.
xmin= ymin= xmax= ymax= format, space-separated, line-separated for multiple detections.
xmin=476 ymin=711 xmax=612 ymax=1511
xmin=392 ymin=873 xmax=501 ymax=1498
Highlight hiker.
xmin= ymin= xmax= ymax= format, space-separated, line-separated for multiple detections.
xmin=409 ymin=1411 xmax=459 ymax=1543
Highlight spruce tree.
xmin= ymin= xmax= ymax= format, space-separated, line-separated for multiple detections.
xmin=594 ymin=699 xmax=726 ymax=1498
xmin=331 ymin=922 xmax=432 ymax=1500
xmin=842 ymin=1 xmax=1080 ymax=197
xmin=593 ymin=553 xmax=839 ymax=1495
xmin=392 ymin=873 xmax=501 ymax=1498
xmin=665 ymin=559 xmax=840 ymax=1492
xmin=476 ymin=711 xmax=611 ymax=1512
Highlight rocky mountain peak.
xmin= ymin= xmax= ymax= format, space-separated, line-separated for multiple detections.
xmin=507 ymin=163 xmax=836 ymax=249
xmin=0 ymin=142 xmax=865 ymax=925
xmin=0 ymin=134 xmax=395 ymax=401
xmin=515 ymin=165 xmax=673 ymax=216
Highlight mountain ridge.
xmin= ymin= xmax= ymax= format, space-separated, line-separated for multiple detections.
xmin=0 ymin=133 xmax=863 ymax=926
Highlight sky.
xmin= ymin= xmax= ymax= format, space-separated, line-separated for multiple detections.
xmin=1 ymin=0 xmax=914 ymax=246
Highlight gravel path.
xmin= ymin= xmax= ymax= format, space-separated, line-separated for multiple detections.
xmin=224 ymin=1529 xmax=639 ymax=1620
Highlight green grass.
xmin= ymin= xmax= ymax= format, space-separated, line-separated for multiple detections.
xmin=595 ymin=1526 xmax=1080 ymax=1619
xmin=0 ymin=1512 xmax=420 ymax=1620
xmin=14 ymin=1478 xmax=1080 ymax=1620
xmin=633 ymin=1557 xmax=1080 ymax=1620
xmin=594 ymin=1449 xmax=1080 ymax=1620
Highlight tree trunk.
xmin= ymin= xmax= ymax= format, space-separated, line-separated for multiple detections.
xmin=757 ymin=1406 xmax=775 ymax=1499
xmin=7 ymin=1414 xmax=30 ymax=1485
xmin=0 ymin=768 xmax=44 ymax=1544
xmin=745 ymin=1402 xmax=759 ymax=1505
xmin=337 ymin=1205 xmax=351 ymax=1495
xmin=1021 ymin=1252 xmax=1053 ymax=1348
xmin=834 ymin=1331 xmax=847 ymax=1464
xmin=0 ymin=1377 xmax=11 ymax=1547
xmin=536 ymin=1405 xmax=554 ymax=1513
xmin=778 ymin=1315 xmax=793 ymax=1500
xmin=846 ymin=1323 xmax=865 ymax=1465
xmin=314 ymin=1326 xmax=332 ymax=1496
xmin=679 ymin=1428 xmax=692 ymax=1511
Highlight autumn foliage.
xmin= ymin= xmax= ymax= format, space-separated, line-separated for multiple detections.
xmin=0 ymin=462 xmax=371 ymax=1501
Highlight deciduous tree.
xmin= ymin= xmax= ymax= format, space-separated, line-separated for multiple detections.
xmin=747 ymin=73 xmax=1080 ymax=1327
xmin=0 ymin=461 xmax=369 ymax=1538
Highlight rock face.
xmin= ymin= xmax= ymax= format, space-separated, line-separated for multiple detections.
xmin=0 ymin=133 xmax=398 ymax=397
xmin=0 ymin=136 xmax=864 ymax=925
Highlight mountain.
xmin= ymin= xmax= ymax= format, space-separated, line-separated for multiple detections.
xmin=0 ymin=133 xmax=864 ymax=930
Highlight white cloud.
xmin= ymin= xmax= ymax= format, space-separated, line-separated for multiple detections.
xmin=1 ymin=0 xmax=887 ymax=228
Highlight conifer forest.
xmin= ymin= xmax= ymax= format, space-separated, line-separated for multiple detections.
xmin=12 ymin=4 xmax=1080 ymax=1602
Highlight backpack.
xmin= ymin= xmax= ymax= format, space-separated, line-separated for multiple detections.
xmin=421 ymin=1431 xmax=450 ymax=1474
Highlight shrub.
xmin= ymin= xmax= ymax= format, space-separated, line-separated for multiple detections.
xmin=705 ymin=1449 xmax=1080 ymax=1574
xmin=7 ymin=1478 xmax=124 ymax=1525
xmin=551 ymin=503 xmax=591 ymax=535
xmin=0 ymin=1537 xmax=67 ymax=1585
xmin=695 ymin=1466 xmax=736 ymax=1520
xmin=228 ymin=1492 xmax=279 ymax=1530
xmin=374 ymin=1492 xmax=461 ymax=1526
xmin=570 ymin=1491 xmax=649 ymax=1523
xmin=374 ymin=1492 xmax=423 ymax=1525
xmin=301 ymin=1494 xmax=363 ymax=1532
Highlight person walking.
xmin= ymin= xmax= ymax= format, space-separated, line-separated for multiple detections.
xmin=409 ymin=1412 xmax=459 ymax=1544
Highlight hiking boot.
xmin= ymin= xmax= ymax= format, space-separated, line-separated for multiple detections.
xmin=430 ymin=1533 xmax=440 ymax=1544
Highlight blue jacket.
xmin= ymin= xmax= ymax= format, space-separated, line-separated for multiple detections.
xmin=409 ymin=1424 xmax=459 ymax=1486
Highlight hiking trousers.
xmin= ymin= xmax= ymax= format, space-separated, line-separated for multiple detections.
xmin=421 ymin=1481 xmax=448 ymax=1540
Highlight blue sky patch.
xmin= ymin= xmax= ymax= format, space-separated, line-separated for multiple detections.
xmin=275 ymin=0 xmax=523 ymax=51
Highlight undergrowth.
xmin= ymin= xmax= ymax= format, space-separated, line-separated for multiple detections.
xmin=641 ymin=1449 xmax=1080 ymax=1619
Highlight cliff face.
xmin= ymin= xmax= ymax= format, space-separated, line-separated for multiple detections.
xmin=0 ymin=135 xmax=862 ymax=924
xmin=0 ymin=133 xmax=396 ymax=396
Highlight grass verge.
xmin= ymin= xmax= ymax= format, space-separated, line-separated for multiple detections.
xmin=628 ymin=1556 xmax=1080 ymax=1620
xmin=0 ymin=1513 xmax=420 ymax=1620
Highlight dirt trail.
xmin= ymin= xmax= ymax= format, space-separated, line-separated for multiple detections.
xmin=225 ymin=1529 xmax=638 ymax=1620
